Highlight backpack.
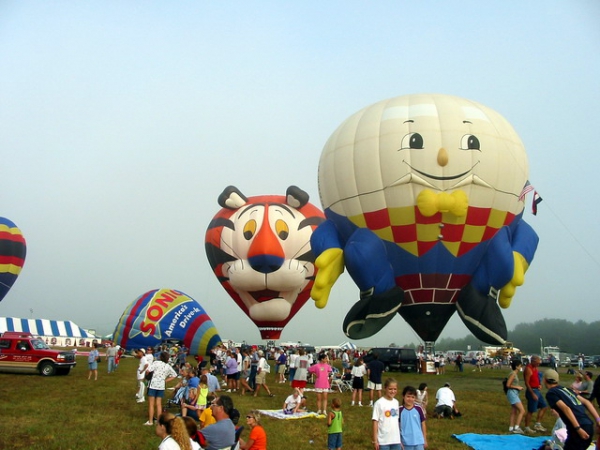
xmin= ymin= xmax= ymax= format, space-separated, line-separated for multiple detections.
xmin=502 ymin=377 xmax=509 ymax=393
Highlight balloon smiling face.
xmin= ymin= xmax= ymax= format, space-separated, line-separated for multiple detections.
xmin=319 ymin=94 xmax=529 ymax=256
xmin=206 ymin=186 xmax=325 ymax=339
xmin=312 ymin=94 xmax=538 ymax=344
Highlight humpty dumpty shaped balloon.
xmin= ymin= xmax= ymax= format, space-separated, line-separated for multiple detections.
xmin=310 ymin=94 xmax=538 ymax=344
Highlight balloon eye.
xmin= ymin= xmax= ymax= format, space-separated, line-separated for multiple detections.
xmin=275 ymin=220 xmax=289 ymax=240
xmin=461 ymin=134 xmax=480 ymax=150
xmin=243 ymin=220 xmax=257 ymax=240
xmin=401 ymin=133 xmax=424 ymax=150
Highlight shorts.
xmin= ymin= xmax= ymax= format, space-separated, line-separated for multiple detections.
xmin=256 ymin=371 xmax=266 ymax=384
xmin=378 ymin=444 xmax=402 ymax=450
xmin=278 ymin=365 xmax=286 ymax=374
xmin=228 ymin=371 xmax=240 ymax=380
xmin=507 ymin=389 xmax=521 ymax=405
xmin=291 ymin=379 xmax=307 ymax=389
xmin=402 ymin=445 xmax=424 ymax=450
xmin=328 ymin=432 xmax=342 ymax=449
xmin=88 ymin=362 xmax=98 ymax=370
xmin=148 ymin=388 xmax=165 ymax=398
xmin=525 ymin=388 xmax=547 ymax=413
xmin=367 ymin=381 xmax=382 ymax=391
xmin=315 ymin=388 xmax=329 ymax=393
xmin=352 ymin=377 xmax=364 ymax=390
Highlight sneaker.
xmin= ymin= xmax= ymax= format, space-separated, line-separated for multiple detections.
xmin=351 ymin=401 xmax=355 ymax=406
xmin=358 ymin=402 xmax=363 ymax=406
xmin=369 ymin=401 xmax=373 ymax=407
xmin=512 ymin=427 xmax=524 ymax=434
xmin=534 ymin=423 xmax=547 ymax=432
xmin=143 ymin=421 xmax=153 ymax=426
xmin=136 ymin=398 xmax=145 ymax=403
xmin=524 ymin=427 xmax=536 ymax=434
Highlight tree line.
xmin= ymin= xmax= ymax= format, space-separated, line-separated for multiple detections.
xmin=410 ymin=318 xmax=600 ymax=356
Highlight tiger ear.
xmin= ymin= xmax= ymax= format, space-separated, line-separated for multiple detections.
xmin=218 ymin=186 xmax=248 ymax=210
xmin=286 ymin=186 xmax=309 ymax=209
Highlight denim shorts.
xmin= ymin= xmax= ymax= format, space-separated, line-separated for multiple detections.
xmin=525 ymin=388 xmax=547 ymax=412
xmin=378 ymin=444 xmax=402 ymax=450
xmin=507 ymin=389 xmax=521 ymax=405
xmin=327 ymin=432 xmax=342 ymax=449
xmin=147 ymin=388 xmax=165 ymax=398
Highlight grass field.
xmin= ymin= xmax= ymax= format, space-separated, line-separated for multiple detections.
xmin=0 ymin=355 xmax=591 ymax=450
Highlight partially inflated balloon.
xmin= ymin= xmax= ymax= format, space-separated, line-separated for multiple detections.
xmin=311 ymin=94 xmax=539 ymax=344
xmin=206 ymin=186 xmax=325 ymax=340
xmin=0 ymin=217 xmax=26 ymax=302
xmin=112 ymin=289 xmax=221 ymax=355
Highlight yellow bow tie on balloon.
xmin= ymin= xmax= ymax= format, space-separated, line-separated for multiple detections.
xmin=417 ymin=189 xmax=469 ymax=217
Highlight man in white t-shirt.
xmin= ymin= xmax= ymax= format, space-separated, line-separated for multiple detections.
xmin=434 ymin=382 xmax=456 ymax=418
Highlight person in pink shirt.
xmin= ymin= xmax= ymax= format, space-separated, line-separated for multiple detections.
xmin=309 ymin=353 xmax=333 ymax=415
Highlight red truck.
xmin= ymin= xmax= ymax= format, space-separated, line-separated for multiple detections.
xmin=0 ymin=331 xmax=77 ymax=376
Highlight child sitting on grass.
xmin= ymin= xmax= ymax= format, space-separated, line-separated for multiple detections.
xmin=283 ymin=388 xmax=305 ymax=414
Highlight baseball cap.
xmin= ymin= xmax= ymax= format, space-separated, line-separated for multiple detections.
xmin=544 ymin=369 xmax=559 ymax=383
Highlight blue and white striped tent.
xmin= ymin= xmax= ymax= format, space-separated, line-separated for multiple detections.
xmin=0 ymin=317 xmax=97 ymax=347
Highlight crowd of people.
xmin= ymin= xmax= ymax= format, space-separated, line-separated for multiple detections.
xmin=125 ymin=342 xmax=600 ymax=450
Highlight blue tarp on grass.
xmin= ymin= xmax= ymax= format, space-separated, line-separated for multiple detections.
xmin=453 ymin=433 xmax=550 ymax=450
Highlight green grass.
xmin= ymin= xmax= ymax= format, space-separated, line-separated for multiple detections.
xmin=0 ymin=356 xmax=590 ymax=449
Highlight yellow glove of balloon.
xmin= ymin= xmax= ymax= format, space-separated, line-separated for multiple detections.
xmin=499 ymin=251 xmax=528 ymax=308
xmin=311 ymin=248 xmax=345 ymax=309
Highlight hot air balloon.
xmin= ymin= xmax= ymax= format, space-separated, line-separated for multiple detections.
xmin=112 ymin=289 xmax=221 ymax=355
xmin=310 ymin=94 xmax=539 ymax=345
xmin=0 ymin=217 xmax=26 ymax=302
xmin=205 ymin=186 xmax=325 ymax=340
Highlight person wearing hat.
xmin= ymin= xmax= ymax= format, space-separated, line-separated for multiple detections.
xmin=434 ymin=383 xmax=456 ymax=419
xmin=135 ymin=348 xmax=148 ymax=403
xmin=543 ymin=368 xmax=600 ymax=450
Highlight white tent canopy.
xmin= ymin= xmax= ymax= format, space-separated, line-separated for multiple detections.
xmin=0 ymin=317 xmax=97 ymax=347
xmin=339 ymin=341 xmax=357 ymax=350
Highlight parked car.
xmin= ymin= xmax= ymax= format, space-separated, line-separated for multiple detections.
xmin=363 ymin=347 xmax=418 ymax=372
xmin=0 ymin=331 xmax=77 ymax=376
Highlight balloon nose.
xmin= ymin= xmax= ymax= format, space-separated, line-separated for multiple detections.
xmin=437 ymin=147 xmax=448 ymax=166
xmin=249 ymin=254 xmax=284 ymax=274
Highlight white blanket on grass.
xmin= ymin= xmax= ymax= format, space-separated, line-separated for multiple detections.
xmin=258 ymin=409 xmax=325 ymax=420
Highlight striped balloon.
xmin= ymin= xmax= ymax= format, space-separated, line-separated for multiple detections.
xmin=112 ymin=289 xmax=222 ymax=356
xmin=0 ymin=217 xmax=26 ymax=303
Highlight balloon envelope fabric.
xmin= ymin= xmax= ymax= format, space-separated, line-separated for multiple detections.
xmin=0 ymin=217 xmax=26 ymax=303
xmin=113 ymin=289 xmax=221 ymax=355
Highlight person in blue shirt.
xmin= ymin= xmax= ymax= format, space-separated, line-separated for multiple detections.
xmin=399 ymin=386 xmax=427 ymax=450
xmin=543 ymin=369 xmax=600 ymax=450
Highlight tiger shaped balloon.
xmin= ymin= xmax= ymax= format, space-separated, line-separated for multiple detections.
xmin=205 ymin=186 xmax=325 ymax=339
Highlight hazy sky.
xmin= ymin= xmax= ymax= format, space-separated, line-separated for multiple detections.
xmin=1 ymin=2 xmax=599 ymax=348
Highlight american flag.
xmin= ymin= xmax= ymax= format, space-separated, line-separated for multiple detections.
xmin=519 ymin=181 xmax=534 ymax=202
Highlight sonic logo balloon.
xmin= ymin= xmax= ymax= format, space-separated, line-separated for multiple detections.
xmin=0 ymin=217 xmax=26 ymax=303
xmin=112 ymin=289 xmax=221 ymax=355
xmin=206 ymin=186 xmax=325 ymax=340
xmin=311 ymin=94 xmax=539 ymax=344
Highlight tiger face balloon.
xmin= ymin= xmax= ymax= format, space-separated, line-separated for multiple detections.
xmin=206 ymin=186 xmax=325 ymax=339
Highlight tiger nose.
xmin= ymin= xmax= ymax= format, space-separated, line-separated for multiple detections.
xmin=437 ymin=147 xmax=448 ymax=166
xmin=248 ymin=254 xmax=284 ymax=274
